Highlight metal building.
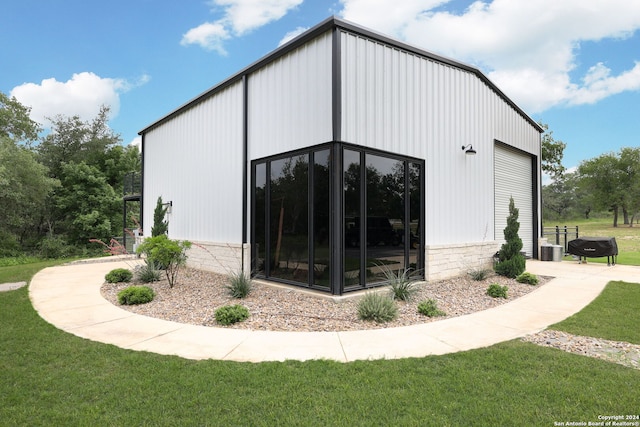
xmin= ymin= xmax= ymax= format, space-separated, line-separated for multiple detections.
xmin=139 ymin=17 xmax=543 ymax=295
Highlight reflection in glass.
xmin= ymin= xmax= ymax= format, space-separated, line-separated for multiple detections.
xmin=366 ymin=154 xmax=405 ymax=284
xmin=313 ymin=150 xmax=331 ymax=288
xmin=343 ymin=149 xmax=361 ymax=287
xmin=409 ymin=162 xmax=422 ymax=270
xmin=254 ymin=163 xmax=266 ymax=275
xmin=269 ymin=155 xmax=309 ymax=282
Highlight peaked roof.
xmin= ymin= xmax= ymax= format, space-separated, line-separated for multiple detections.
xmin=140 ymin=16 xmax=543 ymax=135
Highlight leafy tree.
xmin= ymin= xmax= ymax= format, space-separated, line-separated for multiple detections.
xmin=52 ymin=162 xmax=120 ymax=245
xmin=577 ymin=152 xmax=626 ymax=227
xmin=0 ymin=91 xmax=41 ymax=144
xmin=495 ymin=197 xmax=526 ymax=278
xmin=0 ymin=137 xmax=58 ymax=253
xmin=151 ymin=196 xmax=169 ymax=237
xmin=539 ymin=122 xmax=566 ymax=181
xmin=617 ymin=147 xmax=640 ymax=225
xmin=37 ymin=105 xmax=122 ymax=179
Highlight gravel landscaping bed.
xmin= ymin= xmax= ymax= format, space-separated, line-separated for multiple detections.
xmin=100 ymin=267 xmax=547 ymax=332
xmin=522 ymin=330 xmax=640 ymax=370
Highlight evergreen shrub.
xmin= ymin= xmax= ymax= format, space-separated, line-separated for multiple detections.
xmin=215 ymin=304 xmax=250 ymax=326
xmin=105 ymin=268 xmax=133 ymax=283
xmin=117 ymin=285 xmax=155 ymax=305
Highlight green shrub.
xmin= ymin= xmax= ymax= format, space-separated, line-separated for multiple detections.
xmin=494 ymin=197 xmax=526 ymax=278
xmin=357 ymin=292 xmax=398 ymax=323
xmin=226 ymin=271 xmax=252 ymax=298
xmin=105 ymin=268 xmax=133 ymax=283
xmin=468 ymin=268 xmax=490 ymax=281
xmin=487 ymin=283 xmax=508 ymax=299
xmin=215 ymin=304 xmax=250 ymax=326
xmin=516 ymin=272 xmax=539 ymax=285
xmin=117 ymin=285 xmax=155 ymax=305
xmin=381 ymin=266 xmax=422 ymax=301
xmin=417 ymin=299 xmax=446 ymax=317
xmin=135 ymin=260 xmax=161 ymax=283
xmin=137 ymin=235 xmax=191 ymax=288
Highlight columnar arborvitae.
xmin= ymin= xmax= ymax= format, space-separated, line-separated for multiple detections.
xmin=495 ymin=196 xmax=526 ymax=278
xmin=151 ymin=196 xmax=168 ymax=237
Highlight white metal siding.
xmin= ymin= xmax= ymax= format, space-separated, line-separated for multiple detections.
xmin=247 ymin=31 xmax=333 ymax=160
xmin=339 ymin=30 xmax=540 ymax=247
xmin=143 ymin=81 xmax=244 ymax=243
xmin=494 ymin=144 xmax=533 ymax=256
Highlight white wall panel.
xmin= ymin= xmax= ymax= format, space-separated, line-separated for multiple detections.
xmin=495 ymin=144 xmax=534 ymax=256
xmin=339 ymin=30 xmax=540 ymax=247
xmin=248 ymin=31 xmax=333 ymax=160
xmin=143 ymin=81 xmax=244 ymax=244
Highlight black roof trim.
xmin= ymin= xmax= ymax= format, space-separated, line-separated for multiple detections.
xmin=139 ymin=16 xmax=543 ymax=135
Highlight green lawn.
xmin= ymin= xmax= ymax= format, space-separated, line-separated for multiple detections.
xmin=0 ymin=258 xmax=76 ymax=284
xmin=1 ymin=261 xmax=639 ymax=425
xmin=551 ymin=281 xmax=640 ymax=344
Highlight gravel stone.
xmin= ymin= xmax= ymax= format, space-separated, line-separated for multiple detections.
xmin=101 ymin=267 xmax=548 ymax=332
xmin=522 ymin=330 xmax=640 ymax=370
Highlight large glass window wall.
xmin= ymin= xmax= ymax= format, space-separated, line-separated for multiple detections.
xmin=252 ymin=143 xmax=423 ymax=295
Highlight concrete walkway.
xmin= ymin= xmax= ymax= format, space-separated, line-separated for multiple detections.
xmin=27 ymin=258 xmax=640 ymax=363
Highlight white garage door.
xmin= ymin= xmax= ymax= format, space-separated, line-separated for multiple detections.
xmin=494 ymin=144 xmax=533 ymax=257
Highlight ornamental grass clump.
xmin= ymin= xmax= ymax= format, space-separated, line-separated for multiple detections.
xmin=215 ymin=304 xmax=250 ymax=326
xmin=117 ymin=285 xmax=155 ymax=305
xmin=135 ymin=259 xmax=161 ymax=283
xmin=357 ymin=292 xmax=398 ymax=323
xmin=225 ymin=271 xmax=252 ymax=298
xmin=468 ymin=268 xmax=490 ymax=281
xmin=381 ymin=266 xmax=422 ymax=301
xmin=105 ymin=268 xmax=133 ymax=283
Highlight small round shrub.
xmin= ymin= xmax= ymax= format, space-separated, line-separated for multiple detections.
xmin=357 ymin=292 xmax=398 ymax=323
xmin=105 ymin=268 xmax=133 ymax=283
xmin=117 ymin=285 xmax=155 ymax=305
xmin=516 ymin=272 xmax=539 ymax=285
xmin=225 ymin=271 xmax=252 ymax=298
xmin=486 ymin=283 xmax=508 ymax=299
xmin=417 ymin=299 xmax=446 ymax=317
xmin=215 ymin=304 xmax=250 ymax=326
xmin=494 ymin=254 xmax=526 ymax=278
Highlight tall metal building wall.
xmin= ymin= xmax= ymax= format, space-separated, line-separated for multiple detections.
xmin=247 ymin=30 xmax=333 ymax=160
xmin=339 ymin=30 xmax=541 ymax=248
xmin=143 ymin=81 xmax=245 ymax=243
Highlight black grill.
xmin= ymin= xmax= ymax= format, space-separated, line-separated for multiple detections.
xmin=567 ymin=237 xmax=618 ymax=266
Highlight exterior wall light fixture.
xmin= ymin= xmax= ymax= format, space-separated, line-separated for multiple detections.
xmin=163 ymin=200 xmax=173 ymax=214
xmin=461 ymin=144 xmax=477 ymax=155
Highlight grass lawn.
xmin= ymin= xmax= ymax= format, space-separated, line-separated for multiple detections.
xmin=1 ymin=261 xmax=639 ymax=425
xmin=0 ymin=258 xmax=77 ymax=284
xmin=551 ymin=280 xmax=640 ymax=344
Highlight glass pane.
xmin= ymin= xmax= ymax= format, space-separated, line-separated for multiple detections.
xmin=343 ymin=149 xmax=361 ymax=287
xmin=366 ymin=154 xmax=405 ymax=285
xmin=269 ymin=155 xmax=309 ymax=283
xmin=409 ymin=162 xmax=422 ymax=273
xmin=313 ymin=150 xmax=331 ymax=288
xmin=254 ymin=163 xmax=266 ymax=275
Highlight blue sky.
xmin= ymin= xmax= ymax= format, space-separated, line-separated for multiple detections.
xmin=3 ymin=0 xmax=640 ymax=176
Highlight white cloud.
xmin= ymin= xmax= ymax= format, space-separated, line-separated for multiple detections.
xmin=180 ymin=21 xmax=230 ymax=55
xmin=10 ymin=72 xmax=148 ymax=128
xmin=129 ymin=136 xmax=142 ymax=152
xmin=339 ymin=0 xmax=640 ymax=113
xmin=217 ymin=0 xmax=304 ymax=35
xmin=278 ymin=26 xmax=308 ymax=46
xmin=181 ymin=0 xmax=302 ymax=52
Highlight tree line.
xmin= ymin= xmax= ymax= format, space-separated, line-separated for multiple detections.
xmin=541 ymin=125 xmax=640 ymax=227
xmin=0 ymin=92 xmax=141 ymax=257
